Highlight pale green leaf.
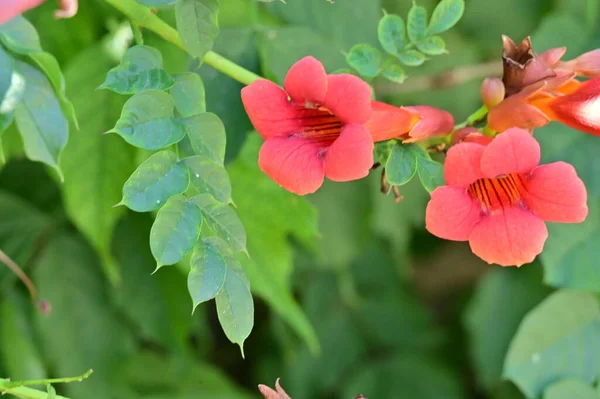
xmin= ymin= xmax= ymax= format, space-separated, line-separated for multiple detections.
xmin=381 ymin=63 xmax=407 ymax=84
xmin=183 ymin=155 xmax=232 ymax=203
xmin=175 ymin=0 xmax=220 ymax=60
xmin=0 ymin=16 xmax=42 ymax=54
xmin=416 ymin=36 xmax=447 ymax=55
xmin=397 ymin=49 xmax=428 ymax=66
xmin=346 ymin=44 xmax=382 ymax=78
xmin=122 ymin=150 xmax=189 ymax=212
xmin=136 ymin=0 xmax=181 ymax=5
xmin=150 ymin=195 xmax=203 ymax=267
xmin=0 ymin=46 xmax=13 ymax=107
xmin=385 ymin=142 xmax=418 ymax=186
xmin=170 ymin=72 xmax=206 ymax=117
xmin=378 ymin=14 xmax=406 ymax=56
xmin=190 ymin=193 xmax=247 ymax=253
xmin=188 ymin=237 xmax=233 ymax=309
xmin=544 ymin=380 xmax=599 ymax=399
xmin=46 ymin=385 xmax=56 ymax=399
xmin=110 ymin=90 xmax=186 ymax=150
xmin=183 ymin=112 xmax=226 ymax=164
xmin=428 ymin=0 xmax=465 ymax=35
xmin=407 ymin=4 xmax=428 ymax=43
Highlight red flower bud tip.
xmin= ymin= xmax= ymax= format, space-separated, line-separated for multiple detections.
xmin=480 ymin=77 xmax=505 ymax=109
xmin=426 ymin=128 xmax=588 ymax=267
xmin=258 ymin=379 xmax=291 ymax=399
xmin=55 ymin=0 xmax=78 ymax=19
xmin=38 ymin=300 xmax=52 ymax=315
xmin=451 ymin=127 xmax=493 ymax=146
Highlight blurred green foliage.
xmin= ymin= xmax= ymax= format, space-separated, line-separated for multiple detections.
xmin=0 ymin=0 xmax=599 ymax=398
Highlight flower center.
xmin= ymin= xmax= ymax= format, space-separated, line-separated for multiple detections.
xmin=293 ymin=105 xmax=343 ymax=144
xmin=468 ymin=173 xmax=525 ymax=213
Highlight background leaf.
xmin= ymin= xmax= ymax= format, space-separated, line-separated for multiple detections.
xmin=428 ymin=0 xmax=466 ymax=35
xmin=170 ymin=72 xmax=206 ymax=117
xmin=385 ymin=142 xmax=418 ymax=186
xmin=407 ymin=4 xmax=428 ymax=43
xmin=188 ymin=237 xmax=230 ymax=308
xmin=0 ymin=16 xmax=42 ymax=54
xmin=378 ymin=14 xmax=407 ymax=56
xmin=381 ymin=62 xmax=407 ymax=84
xmin=184 ymin=112 xmax=226 ymax=164
xmin=183 ymin=155 xmax=232 ymax=203
xmin=544 ymin=380 xmax=599 ymax=399
xmin=346 ymin=44 xmax=382 ymax=78
xmin=397 ymin=49 xmax=428 ymax=66
xmin=175 ymin=0 xmax=220 ymax=60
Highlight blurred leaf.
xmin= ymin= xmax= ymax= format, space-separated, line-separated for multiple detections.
xmin=416 ymin=155 xmax=444 ymax=193
xmin=378 ymin=14 xmax=407 ymax=56
xmin=99 ymin=45 xmax=175 ymax=94
xmin=122 ymin=150 xmax=189 ymax=212
xmin=381 ymin=62 xmax=407 ymax=84
xmin=188 ymin=237 xmax=231 ymax=308
xmin=464 ymin=266 xmax=550 ymax=390
xmin=397 ymin=49 xmax=427 ymax=66
xmin=531 ymin=13 xmax=590 ymax=58
xmin=190 ymin=194 xmax=247 ymax=253
xmin=427 ymin=0 xmax=465 ymax=35
xmin=0 ymin=46 xmax=13 ymax=106
xmin=184 ymin=112 xmax=226 ymax=164
xmin=46 ymin=385 xmax=56 ymax=399
xmin=0 ymin=292 xmax=46 ymax=380
xmin=137 ymin=0 xmax=181 ymax=5
xmin=34 ymin=234 xmax=133 ymax=398
xmin=544 ymin=380 xmax=599 ymax=399
xmin=150 ymin=194 xmax=202 ymax=267
xmin=175 ymin=0 xmax=220 ymax=60
xmin=183 ymin=155 xmax=232 ymax=203
xmin=228 ymin=135 xmax=319 ymax=353
xmin=346 ymin=44 xmax=382 ymax=78
xmin=0 ymin=16 xmax=42 ymax=54
xmin=504 ymin=291 xmax=600 ymax=398
xmin=62 ymin=42 xmax=136 ymax=284
xmin=110 ymin=90 xmax=186 ymax=150
xmin=14 ymin=61 xmax=68 ymax=178
xmin=170 ymin=72 xmax=206 ymax=117
xmin=407 ymin=4 xmax=428 ymax=43
xmin=416 ymin=35 xmax=447 ymax=55
xmin=385 ymin=142 xmax=418 ymax=186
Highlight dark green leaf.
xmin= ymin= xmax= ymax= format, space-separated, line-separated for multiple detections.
xmin=428 ymin=0 xmax=465 ymax=35
xmin=416 ymin=36 xmax=447 ymax=55
xmin=385 ymin=142 xmax=418 ymax=186
xmin=215 ymin=258 xmax=253 ymax=357
xmin=407 ymin=4 xmax=428 ymax=43
xmin=14 ymin=61 xmax=68 ymax=178
xmin=346 ymin=44 xmax=382 ymax=78
xmin=381 ymin=62 xmax=407 ymax=84
xmin=183 ymin=112 xmax=226 ymax=164
xmin=190 ymin=193 xmax=247 ymax=253
xmin=188 ymin=237 xmax=232 ymax=309
xmin=110 ymin=90 xmax=186 ymax=150
xmin=183 ymin=155 xmax=232 ymax=203
xmin=150 ymin=194 xmax=203 ymax=267
xmin=544 ymin=380 xmax=599 ymax=399
xmin=175 ymin=0 xmax=220 ymax=60
xmin=504 ymin=291 xmax=600 ymax=398
xmin=136 ymin=0 xmax=181 ymax=5
xmin=0 ymin=16 xmax=42 ymax=54
xmin=99 ymin=45 xmax=175 ymax=94
xmin=397 ymin=49 xmax=428 ymax=66
xmin=170 ymin=72 xmax=205 ymax=117
xmin=121 ymin=150 xmax=189 ymax=212
xmin=378 ymin=14 xmax=406 ymax=56
xmin=416 ymin=154 xmax=444 ymax=193
xmin=375 ymin=140 xmax=394 ymax=164
xmin=0 ymin=46 xmax=13 ymax=107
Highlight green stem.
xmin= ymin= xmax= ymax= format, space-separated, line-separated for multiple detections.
xmin=104 ymin=0 xmax=261 ymax=86
xmin=454 ymin=104 xmax=488 ymax=129
xmin=2 ymin=370 xmax=93 ymax=390
xmin=0 ymin=381 xmax=70 ymax=399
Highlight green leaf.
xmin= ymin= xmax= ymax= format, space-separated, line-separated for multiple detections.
xmin=121 ymin=150 xmax=189 ymax=212
xmin=150 ymin=194 xmax=203 ymax=267
xmin=46 ymin=385 xmax=56 ymax=399
xmin=188 ymin=237 xmax=232 ymax=309
xmin=416 ymin=153 xmax=444 ymax=193
xmin=183 ymin=155 xmax=232 ymax=203
xmin=175 ymin=0 xmax=220 ymax=60
xmin=136 ymin=0 xmax=181 ymax=5
xmin=381 ymin=62 xmax=407 ymax=84
xmin=0 ymin=16 xmax=42 ymax=54
xmin=345 ymin=44 xmax=382 ymax=78
xmin=0 ymin=46 xmax=13 ymax=106
xmin=397 ymin=49 xmax=428 ymax=66
xmin=385 ymin=142 xmax=418 ymax=186
xmin=14 ymin=61 xmax=68 ymax=178
xmin=183 ymin=112 xmax=226 ymax=164
xmin=464 ymin=266 xmax=550 ymax=390
xmin=29 ymin=52 xmax=78 ymax=130
xmin=99 ymin=45 xmax=175 ymax=94
xmin=544 ymin=380 xmax=599 ymax=399
xmin=169 ymin=72 xmax=205 ymax=117
xmin=407 ymin=4 xmax=428 ymax=43
xmin=378 ymin=14 xmax=406 ymax=56
xmin=504 ymin=291 xmax=600 ymax=398
xmin=0 ymin=62 xmax=24 ymax=116
xmin=190 ymin=194 xmax=247 ymax=253
xmin=110 ymin=90 xmax=186 ymax=150
xmin=215 ymin=258 xmax=253 ymax=356
xmin=428 ymin=0 xmax=465 ymax=35
xmin=416 ymin=35 xmax=447 ymax=55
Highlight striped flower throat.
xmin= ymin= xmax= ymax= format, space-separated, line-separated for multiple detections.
xmin=468 ymin=173 xmax=527 ymax=214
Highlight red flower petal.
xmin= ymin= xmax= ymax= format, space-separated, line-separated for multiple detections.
xmin=524 ymin=162 xmax=588 ymax=223
xmin=425 ymin=186 xmax=482 ymax=241
xmin=258 ymin=137 xmax=324 ymax=195
xmin=401 ymin=106 xmax=454 ymax=143
xmin=324 ymin=124 xmax=374 ymax=181
xmin=546 ymin=77 xmax=600 ymax=136
xmin=363 ymin=101 xmax=416 ymax=142
xmin=469 ymin=207 xmax=548 ymax=267
xmin=284 ymin=56 xmax=327 ymax=106
xmin=241 ymin=79 xmax=301 ymax=139
xmin=487 ymin=85 xmax=551 ymax=132
xmin=444 ymin=142 xmax=486 ymax=186
xmin=0 ymin=0 xmax=45 ymax=24
xmin=55 ymin=0 xmax=78 ymax=18
xmin=480 ymin=128 xmax=540 ymax=178
xmin=323 ymin=74 xmax=372 ymax=124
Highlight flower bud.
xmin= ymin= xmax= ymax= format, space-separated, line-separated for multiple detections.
xmin=481 ymin=77 xmax=506 ymax=109
xmin=573 ymin=49 xmax=600 ymax=78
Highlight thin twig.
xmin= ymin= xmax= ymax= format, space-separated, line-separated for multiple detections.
xmin=0 ymin=249 xmax=38 ymax=301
